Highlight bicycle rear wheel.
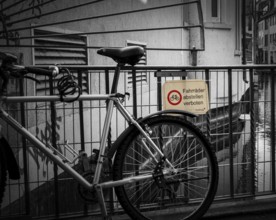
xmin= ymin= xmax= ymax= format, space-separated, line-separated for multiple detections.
xmin=113 ymin=115 xmax=218 ymax=220
xmin=0 ymin=151 xmax=7 ymax=206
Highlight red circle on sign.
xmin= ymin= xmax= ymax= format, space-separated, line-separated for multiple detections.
xmin=167 ymin=90 xmax=182 ymax=106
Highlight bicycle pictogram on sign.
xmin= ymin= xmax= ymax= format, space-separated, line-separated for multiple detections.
xmin=167 ymin=90 xmax=182 ymax=106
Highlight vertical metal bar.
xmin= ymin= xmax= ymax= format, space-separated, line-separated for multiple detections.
xmin=156 ymin=71 xmax=162 ymax=111
xmin=228 ymin=69 xmax=234 ymax=197
xmin=105 ymin=69 xmax=114 ymax=213
xmin=77 ymin=70 xmax=87 ymax=215
xmin=131 ymin=67 xmax=141 ymax=207
xmin=249 ymin=68 xmax=256 ymax=196
xmin=205 ymin=69 xmax=211 ymax=142
xmin=242 ymin=0 xmax=246 ymax=65
xmin=132 ymin=68 xmax=138 ymax=118
xmin=270 ymin=69 xmax=275 ymax=192
xmin=242 ymin=0 xmax=249 ymax=84
xmin=77 ymin=70 xmax=85 ymax=151
xmin=197 ymin=0 xmax=205 ymax=50
xmin=19 ymin=79 xmax=30 ymax=215
xmin=49 ymin=76 xmax=59 ymax=217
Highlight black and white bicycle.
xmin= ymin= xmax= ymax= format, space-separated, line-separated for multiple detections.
xmin=0 ymin=46 xmax=218 ymax=220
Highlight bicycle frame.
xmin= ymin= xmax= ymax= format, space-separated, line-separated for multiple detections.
xmin=0 ymin=64 xmax=175 ymax=219
xmin=0 ymin=93 xmax=173 ymax=189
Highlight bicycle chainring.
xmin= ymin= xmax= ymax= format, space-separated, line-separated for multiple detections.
xmin=77 ymin=171 xmax=98 ymax=203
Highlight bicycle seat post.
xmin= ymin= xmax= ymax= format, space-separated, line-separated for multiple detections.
xmin=110 ymin=63 xmax=124 ymax=94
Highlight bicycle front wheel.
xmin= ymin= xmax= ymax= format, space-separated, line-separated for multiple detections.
xmin=113 ymin=115 xmax=218 ymax=220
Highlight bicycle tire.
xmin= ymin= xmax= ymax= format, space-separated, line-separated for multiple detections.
xmin=113 ymin=115 xmax=218 ymax=220
xmin=0 ymin=151 xmax=7 ymax=206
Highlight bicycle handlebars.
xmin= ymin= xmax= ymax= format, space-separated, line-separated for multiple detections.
xmin=0 ymin=51 xmax=59 ymax=96
xmin=25 ymin=66 xmax=59 ymax=77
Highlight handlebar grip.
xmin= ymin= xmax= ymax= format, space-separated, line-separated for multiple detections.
xmin=25 ymin=66 xmax=59 ymax=77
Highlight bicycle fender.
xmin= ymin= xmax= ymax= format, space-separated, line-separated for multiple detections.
xmin=107 ymin=109 xmax=197 ymax=159
xmin=0 ymin=137 xmax=20 ymax=180
xmin=138 ymin=109 xmax=197 ymax=121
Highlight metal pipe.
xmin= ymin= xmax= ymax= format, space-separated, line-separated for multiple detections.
xmin=249 ymin=68 xmax=256 ymax=196
xmin=0 ymin=0 xmax=25 ymax=12
xmin=271 ymin=69 xmax=275 ymax=192
xmin=19 ymin=78 xmax=30 ymax=216
xmin=156 ymin=71 xmax=162 ymax=111
xmin=205 ymin=69 xmax=211 ymax=142
xmin=104 ymin=69 xmax=114 ymax=214
xmin=12 ymin=25 xmax=202 ymax=40
xmin=132 ymin=67 xmax=138 ymax=118
xmin=49 ymin=75 xmax=59 ymax=218
xmin=228 ymin=68 xmax=234 ymax=198
xmin=4 ymin=94 xmax=113 ymax=102
xmin=2 ymin=1 xmax=199 ymax=34
xmin=6 ymin=0 xmax=55 ymax=18
xmin=197 ymin=0 xmax=205 ymax=50
xmin=0 ymin=43 xmax=205 ymax=51
xmin=7 ymin=0 xmax=102 ymax=26
xmin=93 ymin=99 xmax=114 ymax=184
xmin=111 ymin=65 xmax=121 ymax=94
xmin=78 ymin=70 xmax=85 ymax=152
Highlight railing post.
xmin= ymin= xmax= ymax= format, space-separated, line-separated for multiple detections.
xmin=77 ymin=70 xmax=85 ymax=152
xmin=249 ymin=68 xmax=256 ymax=196
xmin=49 ymin=75 xmax=59 ymax=218
xmin=271 ymin=69 xmax=275 ymax=192
xmin=77 ymin=70 xmax=88 ymax=215
xmin=228 ymin=69 xmax=234 ymax=198
xmin=205 ymin=69 xmax=211 ymax=142
xmin=19 ymin=78 xmax=30 ymax=216
xmin=157 ymin=71 xmax=162 ymax=111
xmin=132 ymin=68 xmax=138 ymax=118
xmin=105 ymin=69 xmax=114 ymax=213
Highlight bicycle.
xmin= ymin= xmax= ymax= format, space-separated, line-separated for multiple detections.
xmin=0 ymin=46 xmax=218 ymax=220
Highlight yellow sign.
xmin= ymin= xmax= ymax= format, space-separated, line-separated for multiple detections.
xmin=163 ymin=80 xmax=209 ymax=114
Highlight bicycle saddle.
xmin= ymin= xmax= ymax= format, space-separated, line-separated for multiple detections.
xmin=97 ymin=46 xmax=144 ymax=66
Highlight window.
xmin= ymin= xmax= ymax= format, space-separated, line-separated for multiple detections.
xmin=33 ymin=28 xmax=89 ymax=96
xmin=126 ymin=41 xmax=147 ymax=86
xmin=211 ymin=0 xmax=220 ymax=22
xmin=265 ymin=19 xmax=269 ymax=30
xmin=203 ymin=0 xmax=231 ymax=28
xmin=265 ymin=34 xmax=268 ymax=46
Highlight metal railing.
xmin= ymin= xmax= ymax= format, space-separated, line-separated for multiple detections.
xmin=0 ymin=64 xmax=275 ymax=219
